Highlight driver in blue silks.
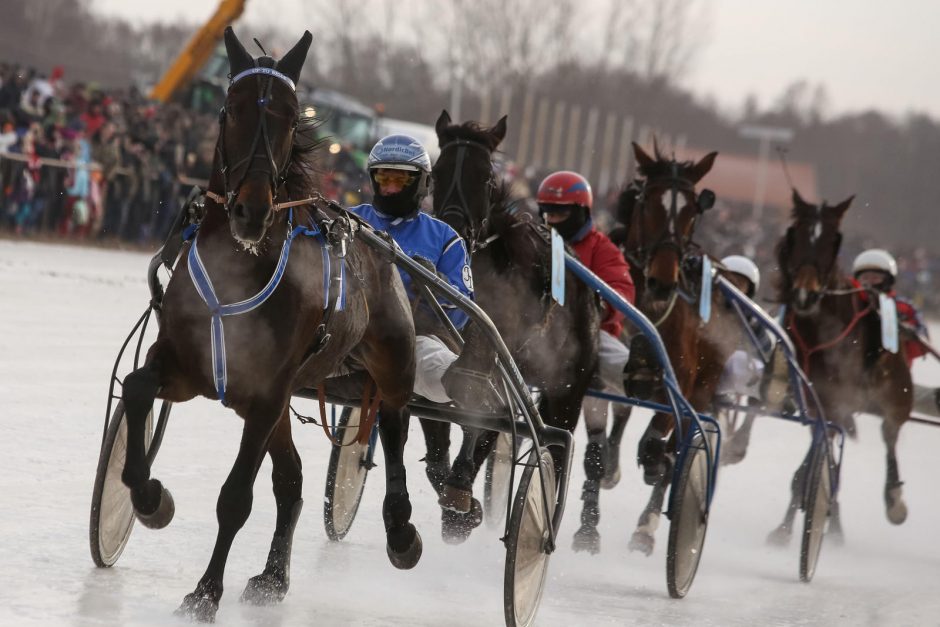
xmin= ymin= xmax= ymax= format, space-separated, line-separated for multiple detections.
xmin=348 ymin=134 xmax=494 ymax=406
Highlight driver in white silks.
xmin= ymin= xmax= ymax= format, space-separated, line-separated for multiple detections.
xmin=348 ymin=134 xmax=500 ymax=408
xmin=715 ymin=255 xmax=768 ymax=402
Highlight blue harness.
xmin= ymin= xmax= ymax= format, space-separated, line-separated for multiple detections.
xmin=186 ymin=208 xmax=344 ymax=405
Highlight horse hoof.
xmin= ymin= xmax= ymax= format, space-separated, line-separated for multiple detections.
xmin=766 ymin=525 xmax=792 ymax=547
xmin=176 ymin=591 xmax=219 ymax=623
xmin=241 ymin=570 xmax=287 ymax=605
xmin=572 ymin=525 xmax=601 ymax=554
xmin=886 ymin=501 xmax=908 ymax=525
xmin=720 ymin=445 xmax=747 ymax=466
xmin=628 ymin=531 xmax=654 ymax=556
xmin=601 ymin=464 xmax=621 ymax=490
xmin=439 ymin=484 xmax=472 ymax=513
xmin=387 ymin=527 xmax=422 ymax=570
xmin=135 ymin=481 xmax=175 ymax=530
xmin=442 ymin=498 xmax=483 ymax=545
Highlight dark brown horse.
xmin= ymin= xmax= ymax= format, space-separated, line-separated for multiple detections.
xmin=769 ymin=189 xmax=911 ymax=543
xmin=613 ymin=142 xmax=744 ymax=555
xmin=118 ymin=28 xmax=421 ymax=621
xmin=428 ymin=110 xmax=599 ymax=541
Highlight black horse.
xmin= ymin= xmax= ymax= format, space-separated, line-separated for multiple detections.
xmin=428 ymin=110 xmax=599 ymax=541
xmin=118 ymin=28 xmax=421 ymax=621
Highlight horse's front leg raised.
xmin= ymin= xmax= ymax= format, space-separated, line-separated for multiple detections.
xmin=241 ymin=410 xmax=303 ymax=605
xmin=378 ymin=405 xmax=423 ymax=569
xmin=628 ymin=474 xmax=668 ymax=556
xmin=440 ymin=427 xmax=492 ymax=544
xmin=882 ymin=418 xmax=908 ymax=525
xmin=176 ymin=401 xmax=285 ymax=622
xmin=122 ymin=361 xmax=175 ymax=529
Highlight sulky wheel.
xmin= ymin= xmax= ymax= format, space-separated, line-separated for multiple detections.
xmin=484 ymin=431 xmax=514 ymax=529
xmin=89 ymin=399 xmax=170 ymax=567
xmin=666 ymin=432 xmax=711 ymax=599
xmin=503 ymin=448 xmax=556 ymax=627
xmin=323 ymin=408 xmax=376 ymax=541
xmin=799 ymin=444 xmax=830 ymax=583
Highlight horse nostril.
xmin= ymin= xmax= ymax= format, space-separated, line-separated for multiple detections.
xmin=233 ymin=203 xmax=248 ymax=221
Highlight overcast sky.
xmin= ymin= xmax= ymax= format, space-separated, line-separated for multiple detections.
xmin=91 ymin=0 xmax=938 ymax=120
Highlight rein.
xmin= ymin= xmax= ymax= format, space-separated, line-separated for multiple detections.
xmin=786 ymin=290 xmax=874 ymax=372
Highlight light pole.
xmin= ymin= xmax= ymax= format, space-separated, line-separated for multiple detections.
xmin=739 ymin=125 xmax=794 ymax=221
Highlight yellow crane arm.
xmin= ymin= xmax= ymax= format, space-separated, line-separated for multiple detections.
xmin=149 ymin=0 xmax=247 ymax=102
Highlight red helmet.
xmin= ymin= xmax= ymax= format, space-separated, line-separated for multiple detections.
xmin=537 ymin=171 xmax=593 ymax=211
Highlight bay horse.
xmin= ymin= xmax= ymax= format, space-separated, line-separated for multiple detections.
xmin=118 ymin=28 xmax=421 ymax=621
xmin=768 ymin=189 xmax=911 ymax=543
xmin=613 ymin=142 xmax=745 ymax=555
xmin=427 ymin=110 xmax=599 ymax=541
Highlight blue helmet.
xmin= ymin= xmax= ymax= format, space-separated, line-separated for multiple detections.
xmin=367 ymin=134 xmax=432 ymax=173
xmin=367 ymin=135 xmax=431 ymax=212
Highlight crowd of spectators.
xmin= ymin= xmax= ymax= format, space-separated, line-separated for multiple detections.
xmin=0 ymin=62 xmax=215 ymax=244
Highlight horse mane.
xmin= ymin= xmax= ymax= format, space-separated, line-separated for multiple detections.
xmin=283 ymin=113 xmax=323 ymax=203
xmin=438 ymin=121 xmax=504 ymax=152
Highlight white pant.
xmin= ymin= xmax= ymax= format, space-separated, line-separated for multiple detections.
xmin=716 ymin=349 xmax=764 ymax=399
xmin=584 ymin=330 xmax=631 ymax=432
xmin=414 ymin=335 xmax=459 ymax=403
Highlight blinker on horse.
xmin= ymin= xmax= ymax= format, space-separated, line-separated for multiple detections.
xmin=117 ymin=27 xmax=422 ymax=622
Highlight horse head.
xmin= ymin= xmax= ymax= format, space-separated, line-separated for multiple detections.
xmin=777 ymin=189 xmax=853 ymax=316
xmin=214 ymin=27 xmax=312 ymax=244
xmin=625 ymin=142 xmax=717 ymax=308
xmin=432 ymin=110 xmax=507 ymax=245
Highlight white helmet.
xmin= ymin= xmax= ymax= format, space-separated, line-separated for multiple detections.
xmin=721 ymin=255 xmax=760 ymax=293
xmin=852 ymin=248 xmax=897 ymax=278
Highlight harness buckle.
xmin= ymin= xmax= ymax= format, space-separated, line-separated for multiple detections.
xmin=312 ymin=324 xmax=332 ymax=354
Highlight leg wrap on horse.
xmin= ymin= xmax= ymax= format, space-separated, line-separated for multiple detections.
xmin=583 ymin=429 xmax=607 ymax=482
xmin=623 ymin=334 xmax=663 ymax=401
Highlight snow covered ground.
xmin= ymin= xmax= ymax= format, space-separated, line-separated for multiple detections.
xmin=2 ymin=239 xmax=939 ymax=627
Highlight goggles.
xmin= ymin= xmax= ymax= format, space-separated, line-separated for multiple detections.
xmin=373 ymin=169 xmax=417 ymax=187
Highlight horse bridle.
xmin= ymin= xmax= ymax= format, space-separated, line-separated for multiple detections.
xmin=435 ymin=138 xmax=494 ymax=248
xmin=783 ymin=211 xmax=844 ymax=300
xmin=213 ymin=63 xmax=298 ymax=212
xmin=627 ymin=162 xmax=704 ymax=271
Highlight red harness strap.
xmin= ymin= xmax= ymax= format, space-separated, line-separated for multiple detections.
xmin=317 ymin=378 xmax=382 ymax=447
xmin=787 ymin=294 xmax=874 ymax=373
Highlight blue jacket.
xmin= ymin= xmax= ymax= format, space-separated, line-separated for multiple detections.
xmin=349 ymin=204 xmax=473 ymax=329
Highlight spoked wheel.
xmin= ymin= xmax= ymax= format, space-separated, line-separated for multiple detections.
xmin=799 ymin=444 xmax=830 ymax=582
xmin=666 ymin=432 xmax=711 ymax=599
xmin=484 ymin=432 xmax=514 ymax=528
xmin=504 ymin=448 xmax=556 ymax=627
xmin=323 ymin=408 xmax=375 ymax=541
xmin=89 ymin=400 xmax=170 ymax=567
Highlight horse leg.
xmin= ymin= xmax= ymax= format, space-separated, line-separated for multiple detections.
xmin=722 ymin=412 xmax=757 ymax=466
xmin=419 ymin=418 xmax=451 ymax=496
xmin=628 ymin=474 xmax=669 ymax=556
xmin=573 ymin=396 xmax=609 ymax=554
xmin=241 ymin=410 xmax=303 ymax=605
xmin=121 ymin=362 xmax=175 ymax=529
xmin=882 ymin=418 xmax=908 ymax=524
xmin=440 ymin=427 xmax=494 ymax=544
xmin=767 ymin=446 xmax=811 ymax=547
xmin=603 ymin=404 xmax=631 ymax=489
xmin=177 ymin=400 xmax=285 ymax=622
xmin=378 ymin=405 xmax=423 ymax=569
xmin=637 ymin=412 xmax=674 ymax=486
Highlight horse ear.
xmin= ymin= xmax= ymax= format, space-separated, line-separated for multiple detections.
xmin=224 ymin=27 xmax=254 ymax=77
xmin=435 ymin=110 xmax=452 ymax=140
xmin=275 ymin=31 xmax=313 ymax=85
xmin=688 ymin=151 xmax=717 ymax=183
xmin=488 ymin=115 xmax=508 ymax=145
xmin=826 ymin=195 xmax=854 ymax=222
xmin=632 ymin=142 xmax=655 ymax=172
xmin=792 ymin=187 xmax=809 ymax=208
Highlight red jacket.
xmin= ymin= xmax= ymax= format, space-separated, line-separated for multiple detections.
xmin=853 ymin=279 xmax=929 ymax=368
xmin=571 ymin=227 xmax=635 ymax=337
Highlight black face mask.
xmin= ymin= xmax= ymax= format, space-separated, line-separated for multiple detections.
xmin=371 ymin=173 xmax=422 ymax=218
xmin=541 ymin=206 xmax=588 ymax=241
